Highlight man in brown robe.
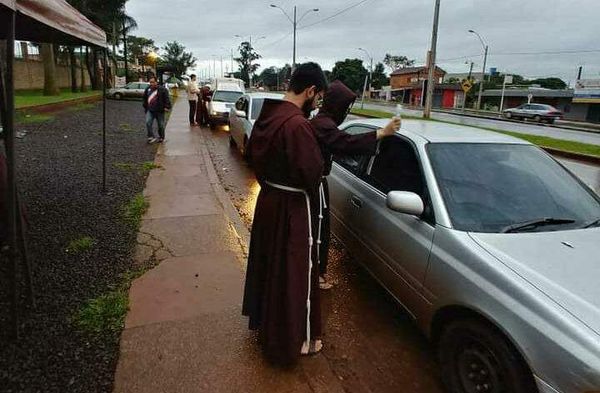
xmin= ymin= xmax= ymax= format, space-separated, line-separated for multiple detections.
xmin=311 ymin=81 xmax=401 ymax=289
xmin=196 ymin=84 xmax=212 ymax=126
xmin=242 ymin=63 xmax=328 ymax=365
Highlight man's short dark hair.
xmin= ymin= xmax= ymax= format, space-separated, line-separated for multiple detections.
xmin=288 ymin=62 xmax=327 ymax=94
xmin=149 ymin=77 xmax=157 ymax=82
xmin=190 ymin=74 xmax=196 ymax=79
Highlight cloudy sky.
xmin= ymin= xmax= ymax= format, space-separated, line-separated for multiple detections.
xmin=126 ymin=0 xmax=600 ymax=85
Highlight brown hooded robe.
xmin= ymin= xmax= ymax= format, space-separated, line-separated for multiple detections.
xmin=310 ymin=80 xmax=378 ymax=276
xmin=242 ymin=99 xmax=324 ymax=365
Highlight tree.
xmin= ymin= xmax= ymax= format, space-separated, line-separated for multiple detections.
xmin=235 ymin=42 xmax=261 ymax=87
xmin=528 ymin=77 xmax=567 ymax=90
xmin=383 ymin=54 xmax=415 ymax=73
xmin=371 ymin=62 xmax=389 ymax=90
xmin=256 ymin=67 xmax=280 ymax=90
xmin=159 ymin=41 xmax=197 ymax=77
xmin=331 ymin=58 xmax=368 ymax=93
xmin=127 ymin=36 xmax=158 ymax=68
xmin=41 ymin=43 xmax=60 ymax=96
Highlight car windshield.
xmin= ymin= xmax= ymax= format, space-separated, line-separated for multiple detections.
xmin=213 ymin=91 xmax=243 ymax=103
xmin=427 ymin=143 xmax=600 ymax=233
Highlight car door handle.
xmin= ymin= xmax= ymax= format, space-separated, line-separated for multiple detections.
xmin=350 ymin=195 xmax=363 ymax=209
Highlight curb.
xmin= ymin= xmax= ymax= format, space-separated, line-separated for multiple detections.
xmin=16 ymin=94 xmax=103 ymax=113
xmin=351 ymin=112 xmax=600 ymax=166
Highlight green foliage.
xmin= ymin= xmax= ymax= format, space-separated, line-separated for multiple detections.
xmin=383 ymin=54 xmax=415 ymax=73
xmin=528 ymin=77 xmax=568 ymax=90
xmin=66 ymin=236 xmax=96 ymax=253
xmin=123 ymin=194 xmax=149 ymax=229
xmin=256 ymin=67 xmax=280 ymax=89
xmin=15 ymin=112 xmax=55 ymax=124
xmin=15 ymin=89 xmax=100 ymax=109
xmin=159 ymin=41 xmax=197 ymax=77
xmin=371 ymin=63 xmax=389 ymax=90
xmin=331 ymin=58 xmax=368 ymax=93
xmin=126 ymin=35 xmax=158 ymax=65
xmin=141 ymin=162 xmax=161 ymax=171
xmin=235 ymin=42 xmax=261 ymax=87
xmin=73 ymin=290 xmax=128 ymax=335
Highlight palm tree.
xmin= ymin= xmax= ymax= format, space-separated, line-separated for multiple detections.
xmin=41 ymin=43 xmax=60 ymax=96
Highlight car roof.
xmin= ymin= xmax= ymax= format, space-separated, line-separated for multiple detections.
xmin=341 ymin=118 xmax=532 ymax=145
xmin=246 ymin=92 xmax=285 ymax=100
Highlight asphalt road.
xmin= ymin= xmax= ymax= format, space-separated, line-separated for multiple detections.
xmin=205 ymin=125 xmax=444 ymax=393
xmin=362 ymin=102 xmax=600 ymax=146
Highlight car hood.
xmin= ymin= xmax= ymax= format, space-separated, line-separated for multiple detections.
xmin=469 ymin=228 xmax=600 ymax=336
xmin=211 ymin=102 xmax=233 ymax=112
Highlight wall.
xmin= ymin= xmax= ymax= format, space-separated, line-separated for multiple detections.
xmin=390 ymin=70 xmax=445 ymax=89
xmin=14 ymin=59 xmax=89 ymax=90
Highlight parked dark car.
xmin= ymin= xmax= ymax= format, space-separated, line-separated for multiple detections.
xmin=502 ymin=103 xmax=563 ymax=123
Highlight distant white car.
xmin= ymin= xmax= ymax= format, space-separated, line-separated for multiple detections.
xmin=208 ymin=88 xmax=244 ymax=129
xmin=228 ymin=92 xmax=284 ymax=156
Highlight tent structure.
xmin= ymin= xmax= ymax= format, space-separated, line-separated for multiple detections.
xmin=0 ymin=0 xmax=107 ymax=337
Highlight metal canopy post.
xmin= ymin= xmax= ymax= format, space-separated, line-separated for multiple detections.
xmin=102 ymin=48 xmax=107 ymax=192
xmin=4 ymin=8 xmax=19 ymax=338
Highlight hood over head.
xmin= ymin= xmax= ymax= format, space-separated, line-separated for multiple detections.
xmin=319 ymin=80 xmax=357 ymax=126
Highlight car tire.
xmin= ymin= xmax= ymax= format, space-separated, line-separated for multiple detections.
xmin=114 ymin=93 xmax=122 ymax=100
xmin=533 ymin=115 xmax=542 ymax=123
xmin=548 ymin=118 xmax=555 ymax=124
xmin=438 ymin=319 xmax=537 ymax=393
xmin=209 ymin=121 xmax=216 ymax=130
xmin=504 ymin=112 xmax=512 ymax=119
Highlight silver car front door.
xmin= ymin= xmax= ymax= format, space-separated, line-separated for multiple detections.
xmin=352 ymin=135 xmax=436 ymax=315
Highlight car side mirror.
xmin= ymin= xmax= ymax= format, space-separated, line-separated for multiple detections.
xmin=235 ymin=110 xmax=247 ymax=118
xmin=386 ymin=191 xmax=424 ymax=216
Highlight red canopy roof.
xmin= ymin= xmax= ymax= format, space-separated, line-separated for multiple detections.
xmin=0 ymin=0 xmax=106 ymax=47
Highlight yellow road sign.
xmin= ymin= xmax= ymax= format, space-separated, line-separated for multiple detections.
xmin=461 ymin=79 xmax=473 ymax=93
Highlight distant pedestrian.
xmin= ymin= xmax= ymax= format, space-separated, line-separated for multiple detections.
xmin=186 ymin=74 xmax=199 ymax=125
xmin=310 ymin=80 xmax=400 ymax=289
xmin=242 ymin=62 xmax=327 ymax=365
xmin=197 ymin=84 xmax=213 ymax=127
xmin=142 ymin=77 xmax=171 ymax=143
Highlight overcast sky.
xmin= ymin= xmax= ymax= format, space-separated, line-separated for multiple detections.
xmin=126 ymin=0 xmax=600 ymax=86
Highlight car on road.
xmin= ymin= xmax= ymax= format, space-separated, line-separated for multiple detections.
xmin=208 ymin=86 xmax=244 ymax=129
xmin=329 ymin=118 xmax=600 ymax=393
xmin=229 ymin=92 xmax=284 ymax=156
xmin=502 ymin=103 xmax=563 ymax=123
xmin=108 ymin=82 xmax=149 ymax=100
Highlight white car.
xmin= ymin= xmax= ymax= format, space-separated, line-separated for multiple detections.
xmin=229 ymin=92 xmax=284 ymax=156
xmin=208 ymin=88 xmax=244 ymax=129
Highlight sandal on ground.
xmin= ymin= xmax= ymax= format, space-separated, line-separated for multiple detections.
xmin=319 ymin=276 xmax=333 ymax=290
xmin=300 ymin=339 xmax=323 ymax=355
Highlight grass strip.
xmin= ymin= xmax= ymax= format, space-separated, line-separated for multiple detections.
xmin=15 ymin=89 xmax=101 ymax=109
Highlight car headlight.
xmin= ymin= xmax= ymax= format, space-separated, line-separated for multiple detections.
xmin=211 ymin=110 xmax=217 ymax=116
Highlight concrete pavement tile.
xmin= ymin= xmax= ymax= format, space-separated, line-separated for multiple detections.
xmin=114 ymin=310 xmax=315 ymax=393
xmin=154 ymin=154 xmax=205 ymax=171
xmin=125 ymin=252 xmax=244 ymax=329
xmin=145 ymin=194 xmax=221 ymax=219
xmin=139 ymin=215 xmax=243 ymax=257
xmin=144 ymin=173 xmax=212 ymax=197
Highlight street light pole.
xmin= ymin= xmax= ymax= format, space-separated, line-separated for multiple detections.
xmin=424 ymin=0 xmax=441 ymax=119
xmin=469 ymin=29 xmax=488 ymax=111
xmin=271 ymin=5 xmax=319 ymax=71
xmin=358 ymin=47 xmax=373 ymax=109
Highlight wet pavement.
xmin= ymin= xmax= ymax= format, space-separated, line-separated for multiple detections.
xmin=206 ymin=125 xmax=444 ymax=393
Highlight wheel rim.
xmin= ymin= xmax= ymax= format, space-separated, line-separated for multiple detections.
xmin=456 ymin=340 xmax=503 ymax=393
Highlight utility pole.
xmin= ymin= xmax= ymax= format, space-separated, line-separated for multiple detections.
xmin=469 ymin=30 xmax=489 ymax=111
xmin=271 ymin=5 xmax=318 ymax=72
xmin=122 ymin=21 xmax=129 ymax=83
xmin=423 ymin=0 xmax=440 ymax=119
xmin=293 ymin=6 xmax=297 ymax=70
xmin=358 ymin=48 xmax=374 ymax=106
xmin=220 ymin=56 xmax=223 ymax=78
xmin=577 ymin=66 xmax=583 ymax=81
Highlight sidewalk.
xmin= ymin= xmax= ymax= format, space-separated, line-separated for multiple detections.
xmin=112 ymin=99 xmax=345 ymax=393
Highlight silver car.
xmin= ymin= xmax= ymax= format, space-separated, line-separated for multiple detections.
xmin=329 ymin=118 xmax=600 ymax=393
xmin=228 ymin=92 xmax=284 ymax=156
xmin=108 ymin=82 xmax=149 ymax=100
xmin=503 ymin=103 xmax=563 ymax=124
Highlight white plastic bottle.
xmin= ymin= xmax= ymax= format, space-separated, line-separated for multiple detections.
xmin=395 ymin=104 xmax=403 ymax=119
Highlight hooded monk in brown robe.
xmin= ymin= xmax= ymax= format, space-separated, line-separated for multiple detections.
xmin=310 ymin=81 xmax=401 ymax=288
xmin=242 ymin=63 xmax=328 ymax=365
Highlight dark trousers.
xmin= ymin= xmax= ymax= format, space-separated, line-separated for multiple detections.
xmin=197 ymin=100 xmax=209 ymax=125
xmin=319 ymin=178 xmax=331 ymax=276
xmin=188 ymin=100 xmax=197 ymax=124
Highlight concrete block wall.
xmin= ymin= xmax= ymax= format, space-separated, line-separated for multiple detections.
xmin=14 ymin=59 xmax=89 ymax=90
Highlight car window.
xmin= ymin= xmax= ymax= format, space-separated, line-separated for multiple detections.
xmin=250 ymin=98 xmax=266 ymax=120
xmin=333 ymin=125 xmax=375 ymax=174
xmin=366 ymin=137 xmax=424 ymax=197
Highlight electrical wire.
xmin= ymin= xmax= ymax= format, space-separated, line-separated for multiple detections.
xmin=298 ymin=0 xmax=373 ymax=30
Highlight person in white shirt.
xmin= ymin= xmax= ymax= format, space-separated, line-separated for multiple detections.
xmin=186 ymin=74 xmax=200 ymax=125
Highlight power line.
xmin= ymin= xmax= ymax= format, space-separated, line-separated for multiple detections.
xmin=257 ymin=32 xmax=293 ymax=51
xmin=298 ymin=0 xmax=372 ymax=30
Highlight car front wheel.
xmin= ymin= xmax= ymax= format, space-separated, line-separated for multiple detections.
xmin=438 ymin=319 xmax=537 ymax=393
xmin=504 ymin=112 xmax=512 ymax=119
xmin=114 ymin=92 xmax=122 ymax=100
xmin=533 ymin=115 xmax=542 ymax=123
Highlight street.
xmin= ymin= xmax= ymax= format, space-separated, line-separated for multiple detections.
xmin=363 ymin=102 xmax=600 ymax=146
xmin=205 ymin=125 xmax=444 ymax=393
